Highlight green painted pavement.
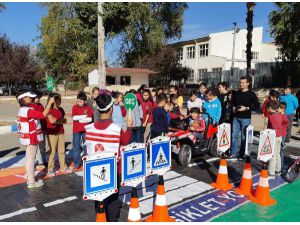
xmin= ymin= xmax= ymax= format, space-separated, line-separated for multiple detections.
xmin=213 ymin=178 xmax=300 ymax=222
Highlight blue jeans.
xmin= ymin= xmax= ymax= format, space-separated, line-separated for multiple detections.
xmin=231 ymin=117 xmax=251 ymax=157
xmin=72 ymin=132 xmax=86 ymax=168
xmin=130 ymin=127 xmax=143 ymax=144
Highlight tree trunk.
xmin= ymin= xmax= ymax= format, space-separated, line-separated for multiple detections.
xmin=246 ymin=3 xmax=256 ymax=79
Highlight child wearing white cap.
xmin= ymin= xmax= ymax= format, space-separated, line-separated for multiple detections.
xmin=17 ymin=92 xmax=55 ymax=189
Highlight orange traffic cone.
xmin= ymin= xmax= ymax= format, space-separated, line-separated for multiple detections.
xmin=128 ymin=187 xmax=142 ymax=222
xmin=145 ymin=175 xmax=175 ymax=222
xmin=248 ymin=163 xmax=276 ymax=206
xmin=211 ymin=158 xmax=234 ymax=191
xmin=96 ymin=201 xmax=107 ymax=222
xmin=235 ymin=156 xmax=253 ymax=196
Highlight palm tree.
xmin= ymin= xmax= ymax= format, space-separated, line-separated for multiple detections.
xmin=246 ymin=2 xmax=256 ymax=79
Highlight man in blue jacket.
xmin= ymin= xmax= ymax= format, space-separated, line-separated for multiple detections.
xmin=279 ymin=86 xmax=299 ymax=143
xmin=203 ymin=88 xmax=222 ymax=125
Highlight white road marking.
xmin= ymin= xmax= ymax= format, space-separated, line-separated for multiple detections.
xmin=0 ymin=207 xmax=37 ymax=221
xmin=188 ymin=157 xmax=219 ymax=167
xmin=43 ymin=196 xmax=77 ymax=207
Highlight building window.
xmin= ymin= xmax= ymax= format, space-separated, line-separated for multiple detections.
xmin=243 ymin=50 xmax=259 ymax=60
xmin=120 ymin=76 xmax=131 ymax=85
xmin=212 ymin=67 xmax=222 ymax=72
xmin=177 ymin=48 xmax=183 ymax=60
xmin=198 ymin=69 xmax=207 ymax=78
xmin=186 ymin=46 xmax=195 ymax=59
xmin=199 ymin=44 xmax=209 ymax=57
xmin=106 ymin=76 xmax=116 ymax=85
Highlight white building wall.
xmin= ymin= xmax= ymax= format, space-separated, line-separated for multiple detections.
xmin=260 ymin=43 xmax=279 ymax=62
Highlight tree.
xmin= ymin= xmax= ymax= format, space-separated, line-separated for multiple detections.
xmin=269 ymin=3 xmax=300 ymax=85
xmin=246 ymin=2 xmax=256 ymax=78
xmin=136 ymin=46 xmax=191 ymax=86
xmin=38 ymin=2 xmax=187 ymax=83
xmin=0 ymin=35 xmax=43 ymax=95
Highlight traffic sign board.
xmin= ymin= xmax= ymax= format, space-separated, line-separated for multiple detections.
xmin=46 ymin=76 xmax=54 ymax=92
xmin=245 ymin=125 xmax=254 ymax=156
xmin=217 ymin=123 xmax=231 ymax=153
xmin=124 ymin=93 xmax=137 ymax=111
xmin=257 ymin=129 xmax=276 ymax=162
xmin=83 ymin=152 xmax=117 ymax=201
xmin=150 ymin=136 xmax=171 ymax=175
xmin=121 ymin=143 xmax=147 ymax=187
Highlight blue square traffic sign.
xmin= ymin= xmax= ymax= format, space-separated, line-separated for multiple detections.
xmin=151 ymin=141 xmax=171 ymax=171
xmin=84 ymin=157 xmax=116 ymax=196
xmin=123 ymin=148 xmax=146 ymax=182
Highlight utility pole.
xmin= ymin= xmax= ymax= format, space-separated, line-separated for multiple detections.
xmin=230 ymin=22 xmax=240 ymax=88
xmin=98 ymin=2 xmax=106 ymax=88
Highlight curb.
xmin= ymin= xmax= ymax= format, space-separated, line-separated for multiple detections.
xmin=0 ymin=124 xmax=18 ymax=135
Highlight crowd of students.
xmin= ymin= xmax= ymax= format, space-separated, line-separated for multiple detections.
xmin=16 ymin=76 xmax=299 ymax=188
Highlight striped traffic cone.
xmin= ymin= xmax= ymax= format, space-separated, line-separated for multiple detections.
xmin=96 ymin=201 xmax=107 ymax=222
xmin=211 ymin=158 xmax=234 ymax=191
xmin=128 ymin=187 xmax=142 ymax=222
xmin=145 ymin=175 xmax=175 ymax=222
xmin=235 ymin=156 xmax=253 ymax=196
xmin=248 ymin=163 xmax=276 ymax=206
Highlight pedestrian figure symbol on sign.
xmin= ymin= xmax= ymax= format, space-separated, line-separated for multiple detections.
xmin=131 ymin=157 xmax=136 ymax=170
xmin=154 ymin=147 xmax=168 ymax=166
xmin=100 ymin=167 xmax=106 ymax=180
xmin=219 ymin=130 xmax=229 ymax=147
xmin=260 ymin=136 xmax=272 ymax=155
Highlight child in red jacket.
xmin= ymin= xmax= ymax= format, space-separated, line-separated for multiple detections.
xmin=266 ymin=101 xmax=289 ymax=178
xmin=188 ymin=107 xmax=205 ymax=142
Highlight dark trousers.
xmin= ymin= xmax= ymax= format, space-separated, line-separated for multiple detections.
xmin=286 ymin=114 xmax=294 ymax=142
xmin=130 ymin=127 xmax=144 ymax=143
xmin=94 ymin=175 xmax=121 ymax=222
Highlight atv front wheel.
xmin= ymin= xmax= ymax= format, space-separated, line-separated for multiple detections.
xmin=177 ymin=144 xmax=192 ymax=166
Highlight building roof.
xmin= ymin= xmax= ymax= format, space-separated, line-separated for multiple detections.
xmin=106 ymin=67 xmax=157 ymax=75
xmin=169 ymin=36 xmax=210 ymax=48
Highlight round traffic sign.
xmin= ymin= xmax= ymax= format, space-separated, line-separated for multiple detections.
xmin=124 ymin=93 xmax=137 ymax=111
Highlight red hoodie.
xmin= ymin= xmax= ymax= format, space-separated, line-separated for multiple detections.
xmin=267 ymin=113 xmax=289 ymax=137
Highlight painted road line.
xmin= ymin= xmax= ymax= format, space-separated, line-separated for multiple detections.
xmin=139 ymin=181 xmax=212 ymax=216
xmin=43 ymin=196 xmax=78 ymax=207
xmin=0 ymin=207 xmax=37 ymax=221
xmin=188 ymin=157 xmax=219 ymax=167
xmin=168 ymin=174 xmax=286 ymax=222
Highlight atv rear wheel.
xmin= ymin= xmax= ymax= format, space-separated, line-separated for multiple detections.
xmin=177 ymin=144 xmax=192 ymax=166
xmin=208 ymin=138 xmax=219 ymax=157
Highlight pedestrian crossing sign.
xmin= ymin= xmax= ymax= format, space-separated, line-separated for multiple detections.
xmin=83 ymin=152 xmax=117 ymax=201
xmin=150 ymin=136 xmax=171 ymax=175
xmin=121 ymin=143 xmax=147 ymax=187
xmin=257 ymin=129 xmax=276 ymax=162
xmin=217 ymin=123 xmax=231 ymax=153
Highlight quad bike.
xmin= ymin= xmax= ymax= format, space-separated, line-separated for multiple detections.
xmin=168 ymin=112 xmax=221 ymax=166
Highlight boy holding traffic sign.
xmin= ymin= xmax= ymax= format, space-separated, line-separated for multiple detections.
xmin=266 ymin=101 xmax=289 ymax=177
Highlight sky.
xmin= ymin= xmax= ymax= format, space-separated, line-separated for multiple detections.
xmin=0 ymin=2 xmax=276 ymax=65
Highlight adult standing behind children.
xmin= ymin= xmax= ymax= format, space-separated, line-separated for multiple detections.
xmin=17 ymin=92 xmax=55 ymax=188
xmin=151 ymin=93 xmax=169 ymax=139
xmin=71 ymin=92 xmax=93 ymax=170
xmin=279 ymin=86 xmax=299 ymax=143
xmin=230 ymin=76 xmax=260 ymax=159
xmin=46 ymin=93 xmax=72 ymax=176
xmin=141 ymin=89 xmax=153 ymax=142
xmin=86 ymin=87 xmax=100 ymax=122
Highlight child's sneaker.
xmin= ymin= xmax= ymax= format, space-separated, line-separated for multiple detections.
xmin=47 ymin=170 xmax=56 ymax=177
xmin=61 ymin=167 xmax=73 ymax=174
xmin=27 ymin=180 xmax=44 ymax=189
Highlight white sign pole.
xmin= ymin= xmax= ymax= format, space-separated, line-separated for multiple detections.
xmin=245 ymin=125 xmax=254 ymax=156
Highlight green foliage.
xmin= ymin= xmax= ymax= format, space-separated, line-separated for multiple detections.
xmin=269 ymin=3 xmax=300 ymax=62
xmin=136 ymin=46 xmax=191 ymax=86
xmin=38 ymin=2 xmax=187 ymax=80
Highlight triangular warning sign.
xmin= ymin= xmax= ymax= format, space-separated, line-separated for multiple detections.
xmin=260 ymin=136 xmax=272 ymax=155
xmin=154 ymin=146 xmax=168 ymax=166
xmin=219 ymin=129 xmax=229 ymax=147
